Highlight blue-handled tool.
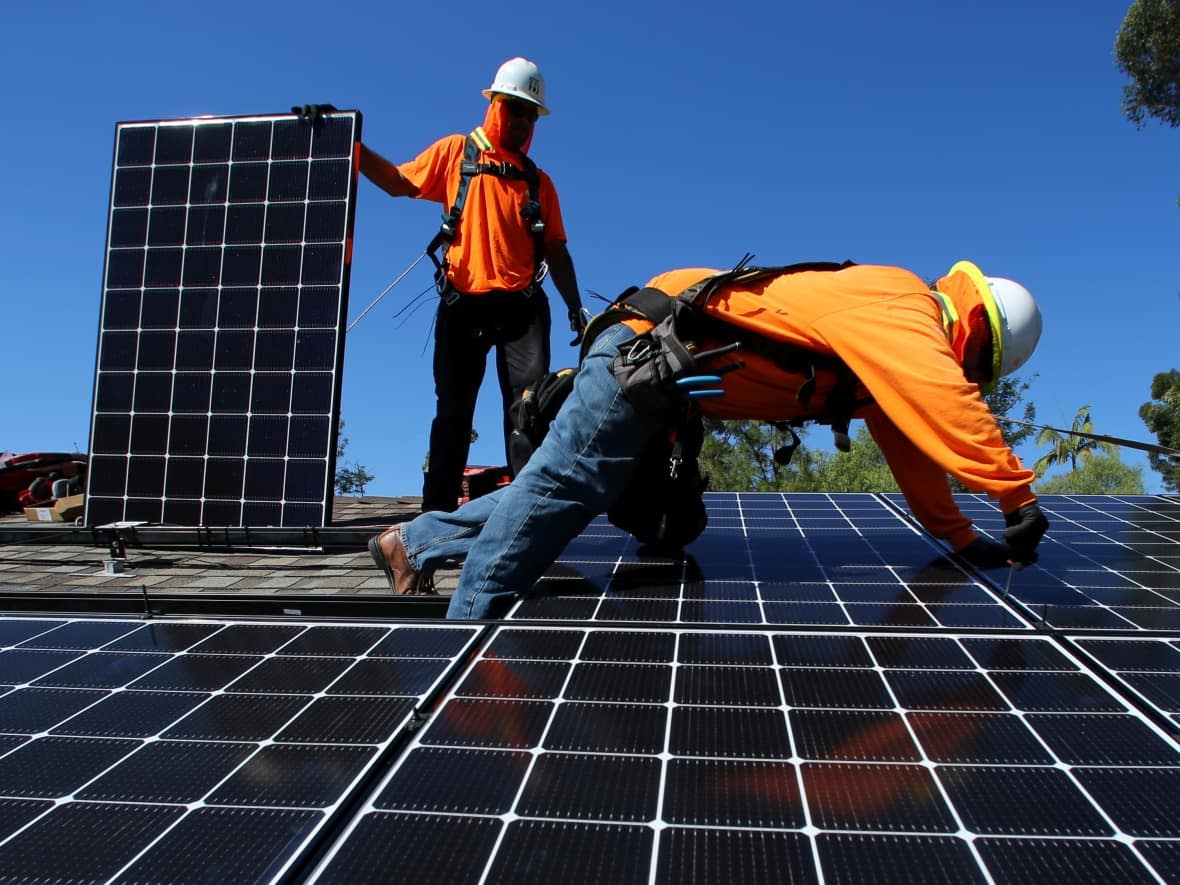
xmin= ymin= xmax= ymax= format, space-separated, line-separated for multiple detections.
xmin=674 ymin=375 xmax=725 ymax=399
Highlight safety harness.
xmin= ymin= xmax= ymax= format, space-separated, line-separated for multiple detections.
xmin=581 ymin=256 xmax=873 ymax=459
xmin=425 ymin=130 xmax=548 ymax=304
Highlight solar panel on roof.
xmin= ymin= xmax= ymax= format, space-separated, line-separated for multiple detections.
xmin=6 ymin=492 xmax=1180 ymax=882
xmin=514 ymin=493 xmax=1030 ymax=628
xmin=309 ymin=622 xmax=1180 ymax=884
xmin=86 ymin=111 xmax=362 ymax=528
xmin=0 ymin=616 xmax=479 ymax=882
xmin=887 ymin=493 xmax=1180 ymax=631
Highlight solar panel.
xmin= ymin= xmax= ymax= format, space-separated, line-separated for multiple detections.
xmin=511 ymin=493 xmax=1030 ymax=629
xmin=86 ymin=111 xmax=362 ymax=528
xmin=6 ymin=492 xmax=1180 ymax=882
xmin=888 ymin=493 xmax=1180 ymax=631
xmin=1073 ymin=636 xmax=1180 ymax=732
xmin=310 ymin=623 xmax=1180 ymax=884
xmin=0 ymin=616 xmax=479 ymax=882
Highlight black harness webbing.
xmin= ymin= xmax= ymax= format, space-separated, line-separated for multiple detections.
xmin=426 ymin=134 xmax=546 ymax=300
xmin=580 ymin=258 xmax=869 ymax=451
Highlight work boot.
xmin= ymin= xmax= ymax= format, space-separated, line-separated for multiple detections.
xmin=367 ymin=526 xmax=435 ymax=595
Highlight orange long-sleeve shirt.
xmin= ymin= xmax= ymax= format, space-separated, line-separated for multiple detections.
xmin=641 ymin=264 xmax=1037 ymax=548
xmin=398 ymin=101 xmax=567 ymax=295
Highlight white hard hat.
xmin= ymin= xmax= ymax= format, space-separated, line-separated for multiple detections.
xmin=946 ymin=261 xmax=1042 ymax=389
xmin=482 ymin=57 xmax=549 ymax=115
xmin=984 ymin=276 xmax=1042 ymax=377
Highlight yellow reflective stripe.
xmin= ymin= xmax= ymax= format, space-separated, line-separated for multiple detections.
xmin=931 ymin=291 xmax=958 ymax=339
xmin=471 ymin=127 xmax=493 ymax=151
xmin=948 ymin=259 xmax=1003 ymax=391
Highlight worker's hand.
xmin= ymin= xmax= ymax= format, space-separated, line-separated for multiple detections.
xmin=673 ymin=375 xmax=726 ymax=400
xmin=292 ymin=104 xmax=338 ymax=125
xmin=1002 ymin=502 xmax=1049 ymax=565
xmin=568 ymin=307 xmax=590 ymax=346
xmin=957 ymin=537 xmax=1015 ymax=570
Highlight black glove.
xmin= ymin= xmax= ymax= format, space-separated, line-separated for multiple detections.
xmin=568 ymin=307 xmax=589 ymax=346
xmin=957 ymin=537 xmax=1015 ymax=570
xmin=292 ymin=104 xmax=338 ymax=125
xmin=1002 ymin=503 xmax=1049 ymax=564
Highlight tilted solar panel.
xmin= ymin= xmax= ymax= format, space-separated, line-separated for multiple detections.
xmin=85 ymin=111 xmax=362 ymax=528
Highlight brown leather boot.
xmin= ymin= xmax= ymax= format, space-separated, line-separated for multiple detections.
xmin=368 ymin=526 xmax=434 ymax=595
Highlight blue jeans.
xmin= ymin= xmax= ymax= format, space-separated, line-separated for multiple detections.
xmin=399 ymin=323 xmax=664 ymax=619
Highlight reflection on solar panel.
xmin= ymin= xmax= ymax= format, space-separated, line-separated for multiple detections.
xmin=889 ymin=493 xmax=1180 ymax=630
xmin=86 ymin=111 xmax=362 ymax=528
xmin=5 ymin=492 xmax=1180 ymax=882
xmin=516 ymin=493 xmax=1030 ymax=629
xmin=0 ymin=618 xmax=478 ymax=882
xmin=312 ymin=625 xmax=1180 ymax=883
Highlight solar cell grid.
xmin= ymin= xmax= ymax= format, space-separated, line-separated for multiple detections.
xmin=311 ymin=623 xmax=1180 ymax=883
xmin=514 ymin=493 xmax=1028 ymax=629
xmin=0 ymin=616 xmax=478 ymax=883
xmin=6 ymin=492 xmax=1180 ymax=882
xmin=88 ymin=111 xmax=362 ymax=528
xmin=891 ymin=493 xmax=1180 ymax=631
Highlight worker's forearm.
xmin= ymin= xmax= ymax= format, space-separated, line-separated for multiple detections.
xmin=359 ymin=144 xmax=417 ymax=198
xmin=545 ymin=243 xmax=582 ymax=311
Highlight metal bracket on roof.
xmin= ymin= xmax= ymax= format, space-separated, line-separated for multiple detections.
xmin=94 ymin=521 xmax=147 ymax=575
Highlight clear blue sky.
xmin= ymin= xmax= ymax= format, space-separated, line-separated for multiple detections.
xmin=3 ymin=0 xmax=1177 ymax=498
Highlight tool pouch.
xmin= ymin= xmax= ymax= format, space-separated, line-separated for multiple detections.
xmin=608 ymin=301 xmax=702 ymax=414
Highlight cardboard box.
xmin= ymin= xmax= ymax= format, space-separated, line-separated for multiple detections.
xmin=24 ymin=494 xmax=85 ymax=523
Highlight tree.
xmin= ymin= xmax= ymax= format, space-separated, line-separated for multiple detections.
xmin=1034 ymin=454 xmax=1145 ymax=494
xmin=1032 ymin=406 xmax=1117 ymax=476
xmin=1139 ymin=369 xmax=1180 ymax=490
xmin=702 ymin=372 xmax=1038 ymax=494
xmin=334 ymin=420 xmax=375 ymax=495
xmin=808 ymin=427 xmax=900 ymax=493
xmin=1115 ymin=0 xmax=1180 ymax=129
xmin=699 ymin=420 xmax=790 ymax=491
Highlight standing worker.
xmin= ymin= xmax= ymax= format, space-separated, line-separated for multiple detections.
xmin=368 ymin=259 xmax=1050 ymax=614
xmin=359 ymin=57 xmax=586 ymax=512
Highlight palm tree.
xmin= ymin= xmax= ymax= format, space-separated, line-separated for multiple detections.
xmin=1033 ymin=406 xmax=1117 ymax=476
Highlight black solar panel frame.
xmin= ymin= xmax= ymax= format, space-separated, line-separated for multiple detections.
xmin=85 ymin=110 xmax=363 ymax=529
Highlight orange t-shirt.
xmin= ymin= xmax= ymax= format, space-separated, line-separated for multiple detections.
xmin=398 ymin=106 xmax=566 ymax=295
xmin=640 ymin=265 xmax=1036 ymax=547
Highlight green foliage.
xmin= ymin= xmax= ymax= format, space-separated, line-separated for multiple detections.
xmin=699 ymin=421 xmax=899 ymax=492
xmin=1139 ymin=369 xmax=1180 ymax=490
xmin=809 ymin=427 xmax=900 ymax=493
xmin=1032 ymin=406 xmax=1116 ymax=475
xmin=1033 ymin=454 xmax=1145 ymax=494
xmin=1115 ymin=0 xmax=1180 ymax=128
xmin=701 ymin=371 xmax=1037 ymax=494
xmin=334 ymin=419 xmax=375 ymax=495
xmin=698 ymin=420 xmax=781 ymax=491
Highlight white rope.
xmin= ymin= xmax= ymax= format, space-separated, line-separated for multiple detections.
xmin=346 ymin=252 xmax=428 ymax=333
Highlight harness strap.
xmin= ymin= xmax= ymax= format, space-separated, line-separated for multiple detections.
xmin=581 ymin=258 xmax=870 ymax=449
xmin=426 ymin=132 xmax=547 ymax=297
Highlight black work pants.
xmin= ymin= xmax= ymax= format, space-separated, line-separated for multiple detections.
xmin=421 ymin=290 xmax=551 ymax=512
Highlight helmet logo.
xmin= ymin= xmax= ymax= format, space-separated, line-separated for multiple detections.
xmin=526 ymin=77 xmax=540 ymax=97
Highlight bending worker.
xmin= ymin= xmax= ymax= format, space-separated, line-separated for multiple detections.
xmin=359 ymin=57 xmax=586 ymax=512
xmin=369 ymin=259 xmax=1050 ymax=618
